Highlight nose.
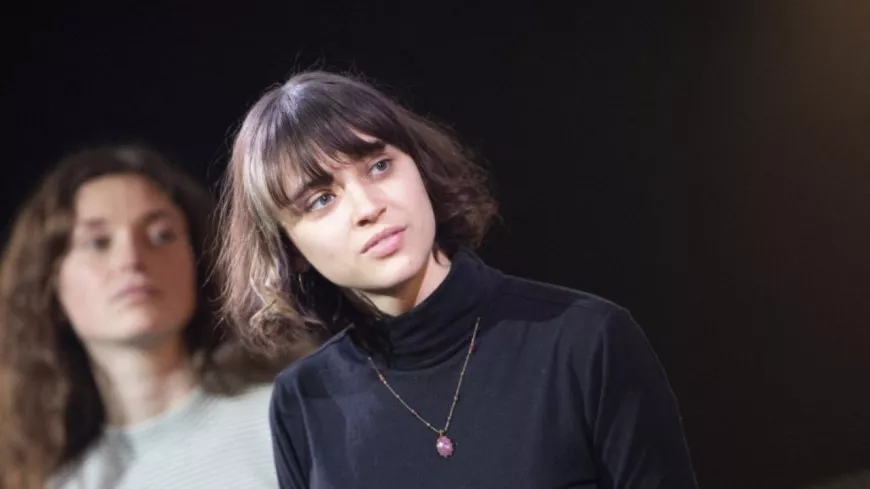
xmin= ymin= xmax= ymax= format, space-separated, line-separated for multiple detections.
xmin=348 ymin=181 xmax=386 ymax=226
xmin=112 ymin=232 xmax=147 ymax=272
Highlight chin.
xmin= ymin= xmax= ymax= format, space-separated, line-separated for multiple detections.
xmin=114 ymin=311 xmax=186 ymax=345
xmin=367 ymin=247 xmax=431 ymax=289
xmin=80 ymin=326 xmax=180 ymax=350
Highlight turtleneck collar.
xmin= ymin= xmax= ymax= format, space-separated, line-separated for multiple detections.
xmin=348 ymin=249 xmax=503 ymax=371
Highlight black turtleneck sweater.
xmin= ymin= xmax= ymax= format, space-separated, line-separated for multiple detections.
xmin=269 ymin=251 xmax=697 ymax=489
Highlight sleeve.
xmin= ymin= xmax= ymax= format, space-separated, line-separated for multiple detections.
xmin=269 ymin=382 xmax=309 ymax=489
xmin=577 ymin=307 xmax=698 ymax=489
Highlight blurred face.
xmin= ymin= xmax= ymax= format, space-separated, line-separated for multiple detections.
xmin=57 ymin=174 xmax=197 ymax=347
xmin=280 ymin=140 xmax=440 ymax=300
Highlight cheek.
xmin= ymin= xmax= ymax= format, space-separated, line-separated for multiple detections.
xmin=402 ymin=175 xmax=436 ymax=222
xmin=289 ymin=222 xmax=339 ymax=258
xmin=286 ymin=224 xmax=347 ymax=281
xmin=56 ymin=259 xmax=105 ymax=331
xmin=156 ymin=246 xmax=198 ymax=310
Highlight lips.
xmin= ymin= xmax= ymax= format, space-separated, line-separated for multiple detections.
xmin=362 ymin=226 xmax=405 ymax=254
xmin=113 ymin=284 xmax=159 ymax=301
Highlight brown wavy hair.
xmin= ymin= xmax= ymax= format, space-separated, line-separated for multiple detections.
xmin=0 ymin=144 xmax=281 ymax=489
xmin=216 ymin=70 xmax=499 ymax=358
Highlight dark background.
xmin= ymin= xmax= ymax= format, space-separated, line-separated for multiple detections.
xmin=5 ymin=1 xmax=868 ymax=488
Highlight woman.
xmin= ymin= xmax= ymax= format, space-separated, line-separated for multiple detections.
xmin=217 ymin=71 xmax=698 ymax=488
xmin=0 ymin=145 xmax=286 ymax=489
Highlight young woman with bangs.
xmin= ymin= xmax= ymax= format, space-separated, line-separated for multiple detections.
xmin=217 ymin=71 xmax=698 ymax=489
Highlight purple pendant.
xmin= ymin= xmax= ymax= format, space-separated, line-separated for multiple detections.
xmin=436 ymin=435 xmax=454 ymax=458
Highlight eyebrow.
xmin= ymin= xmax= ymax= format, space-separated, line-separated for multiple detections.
xmin=76 ymin=209 xmax=176 ymax=229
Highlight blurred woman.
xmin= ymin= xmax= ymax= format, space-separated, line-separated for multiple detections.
xmin=0 ymin=144 xmax=286 ymax=488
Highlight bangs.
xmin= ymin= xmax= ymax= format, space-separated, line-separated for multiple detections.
xmin=273 ymin=123 xmax=384 ymax=210
xmin=242 ymin=86 xmax=412 ymax=219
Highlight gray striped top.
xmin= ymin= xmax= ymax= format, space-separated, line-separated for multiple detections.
xmin=49 ymin=384 xmax=277 ymax=489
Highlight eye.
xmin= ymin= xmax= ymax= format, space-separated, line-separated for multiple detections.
xmin=370 ymin=158 xmax=391 ymax=175
xmin=306 ymin=192 xmax=335 ymax=212
xmin=149 ymin=227 xmax=178 ymax=245
xmin=83 ymin=236 xmax=111 ymax=251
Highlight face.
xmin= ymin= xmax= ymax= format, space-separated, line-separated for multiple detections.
xmin=57 ymin=174 xmax=197 ymax=348
xmin=279 ymin=141 xmax=439 ymax=298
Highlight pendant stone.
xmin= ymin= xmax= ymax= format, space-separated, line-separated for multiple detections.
xmin=436 ymin=435 xmax=455 ymax=458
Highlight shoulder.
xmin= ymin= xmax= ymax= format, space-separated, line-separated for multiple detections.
xmin=492 ymin=273 xmax=650 ymax=357
xmin=496 ymin=273 xmax=629 ymax=326
xmin=271 ymin=329 xmax=351 ymax=413
xmin=212 ymin=383 xmax=275 ymax=415
xmin=47 ymin=436 xmax=114 ymax=489
xmin=493 ymin=274 xmax=674 ymax=392
xmin=172 ymin=384 xmax=277 ymax=456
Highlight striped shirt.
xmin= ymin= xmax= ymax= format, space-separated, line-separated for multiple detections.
xmin=49 ymin=384 xmax=277 ymax=489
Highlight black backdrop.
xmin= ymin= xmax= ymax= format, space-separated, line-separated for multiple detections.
xmin=5 ymin=1 xmax=869 ymax=488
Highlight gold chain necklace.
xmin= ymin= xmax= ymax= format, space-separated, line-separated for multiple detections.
xmin=367 ymin=317 xmax=480 ymax=458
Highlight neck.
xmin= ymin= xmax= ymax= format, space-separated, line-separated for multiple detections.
xmin=362 ymin=249 xmax=451 ymax=317
xmin=351 ymin=248 xmax=499 ymax=370
xmin=86 ymin=335 xmax=198 ymax=427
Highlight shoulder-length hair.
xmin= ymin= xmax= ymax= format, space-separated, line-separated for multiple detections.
xmin=0 ymin=144 xmax=279 ymax=489
xmin=217 ymin=70 xmax=498 ymax=357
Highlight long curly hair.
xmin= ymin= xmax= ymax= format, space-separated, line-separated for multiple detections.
xmin=0 ymin=144 xmax=281 ymax=489
xmin=216 ymin=70 xmax=500 ymax=358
